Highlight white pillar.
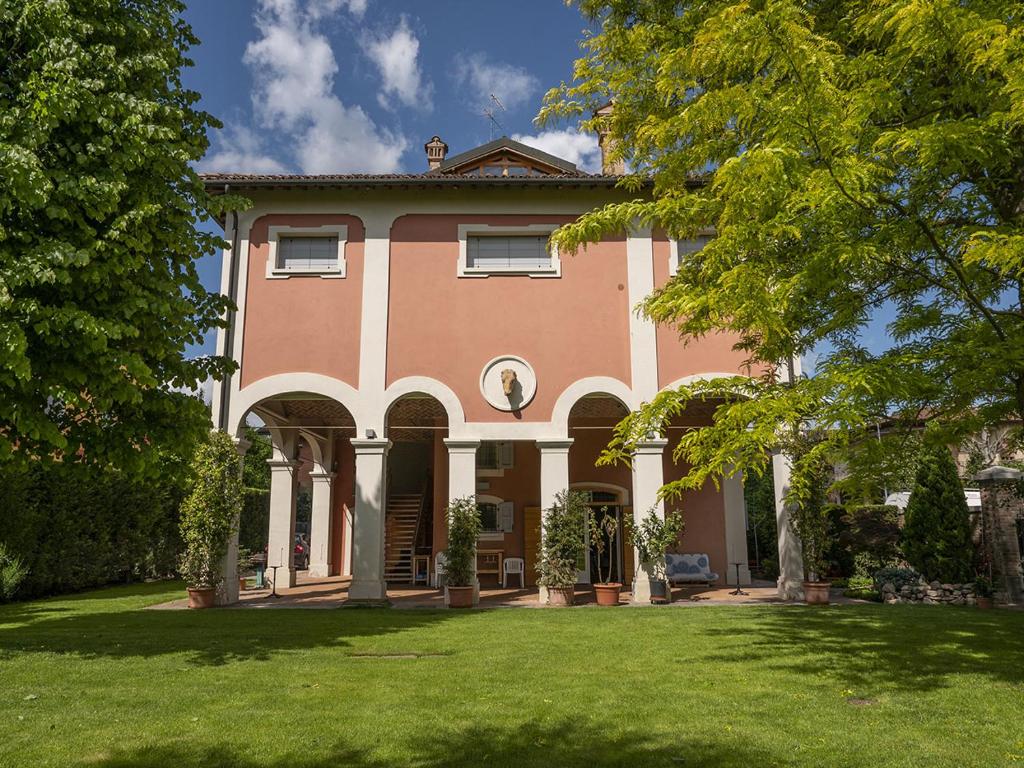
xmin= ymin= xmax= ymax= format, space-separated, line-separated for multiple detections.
xmin=630 ymin=439 xmax=668 ymax=602
xmin=307 ymin=471 xmax=335 ymax=578
xmin=215 ymin=436 xmax=250 ymax=606
xmin=536 ymin=439 xmax=573 ymax=603
xmin=444 ymin=439 xmax=480 ymax=604
xmin=267 ymin=457 xmax=300 ymax=591
xmin=772 ymin=450 xmax=805 ymax=600
xmin=341 ymin=504 xmax=354 ymax=576
xmin=723 ymin=470 xmax=752 ymax=586
xmin=348 ymin=438 xmax=390 ymax=602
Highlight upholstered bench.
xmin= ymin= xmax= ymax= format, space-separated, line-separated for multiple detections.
xmin=665 ymin=553 xmax=719 ymax=585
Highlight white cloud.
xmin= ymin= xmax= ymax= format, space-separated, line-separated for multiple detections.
xmin=231 ymin=0 xmax=407 ymax=174
xmin=202 ymin=125 xmax=288 ymax=174
xmin=452 ymin=52 xmax=539 ymax=111
xmin=363 ymin=16 xmax=431 ymax=110
xmin=308 ymin=0 xmax=367 ymax=19
xmin=512 ymin=129 xmax=602 ymax=173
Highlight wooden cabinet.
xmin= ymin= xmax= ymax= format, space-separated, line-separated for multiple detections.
xmin=477 ymin=549 xmax=503 ymax=578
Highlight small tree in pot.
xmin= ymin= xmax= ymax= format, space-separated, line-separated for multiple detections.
xmin=790 ymin=461 xmax=833 ymax=604
xmin=538 ymin=490 xmax=588 ymax=605
xmin=625 ymin=507 xmax=685 ymax=603
xmin=445 ymin=496 xmax=481 ymax=608
xmin=589 ymin=506 xmax=622 ymax=605
xmin=179 ymin=431 xmax=243 ymax=608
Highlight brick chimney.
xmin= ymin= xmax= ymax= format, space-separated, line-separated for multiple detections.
xmin=595 ymin=102 xmax=625 ymax=175
xmin=425 ymin=135 xmax=448 ymax=170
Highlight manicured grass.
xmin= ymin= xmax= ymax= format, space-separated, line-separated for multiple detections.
xmin=2 ymin=582 xmax=1023 ymax=767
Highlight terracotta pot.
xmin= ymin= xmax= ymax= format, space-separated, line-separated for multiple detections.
xmin=239 ymin=577 xmax=247 ymax=592
xmin=976 ymin=596 xmax=994 ymax=610
xmin=594 ymin=583 xmax=622 ymax=606
xmin=803 ymin=581 xmax=832 ymax=605
xmin=446 ymin=585 xmax=474 ymax=608
xmin=547 ymin=586 xmax=575 ymax=606
xmin=187 ymin=587 xmax=216 ymax=609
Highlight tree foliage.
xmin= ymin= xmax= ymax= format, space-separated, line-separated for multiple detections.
xmin=543 ymin=0 xmax=1024 ymax=503
xmin=178 ymin=430 xmax=242 ymax=589
xmin=902 ymin=443 xmax=975 ymax=582
xmin=0 ymin=0 xmax=243 ymax=473
xmin=538 ymin=490 xmax=589 ymax=588
xmin=444 ymin=496 xmax=482 ymax=587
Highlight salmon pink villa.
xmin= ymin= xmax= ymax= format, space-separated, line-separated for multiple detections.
xmin=202 ymin=128 xmax=804 ymax=606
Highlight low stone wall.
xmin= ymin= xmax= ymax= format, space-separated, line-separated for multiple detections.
xmin=880 ymin=580 xmax=976 ymax=605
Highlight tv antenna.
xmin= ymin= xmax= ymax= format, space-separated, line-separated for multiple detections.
xmin=482 ymin=93 xmax=506 ymax=139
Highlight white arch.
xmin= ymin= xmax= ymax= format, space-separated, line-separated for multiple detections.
xmin=551 ymin=376 xmax=636 ymax=435
xmin=569 ymin=481 xmax=631 ymax=505
xmin=230 ymin=372 xmax=364 ymax=437
xmin=660 ymin=372 xmax=755 ymax=394
xmin=381 ymin=376 xmax=466 ymax=432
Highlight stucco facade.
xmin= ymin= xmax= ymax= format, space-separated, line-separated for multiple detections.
xmin=205 ymin=136 xmax=802 ymax=604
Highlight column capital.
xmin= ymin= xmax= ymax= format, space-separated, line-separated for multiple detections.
xmin=350 ymin=438 xmax=392 ymax=455
xmin=309 ymin=471 xmax=336 ymax=482
xmin=267 ymin=459 xmax=301 ymax=470
xmin=443 ymin=438 xmax=481 ymax=453
xmin=233 ymin=437 xmax=252 ymax=457
xmin=633 ymin=438 xmax=669 ymax=454
xmin=536 ymin=438 xmax=574 ymax=453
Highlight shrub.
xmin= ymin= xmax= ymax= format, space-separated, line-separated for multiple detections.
xmin=179 ymin=431 xmax=243 ymax=589
xmin=625 ymin=507 xmax=685 ymax=582
xmin=841 ymin=505 xmax=902 ymax=575
xmin=0 ymin=543 xmax=28 ymax=602
xmin=445 ymin=497 xmax=481 ymax=587
xmin=872 ymin=566 xmax=921 ymax=592
xmin=902 ymin=443 xmax=974 ymax=583
xmin=538 ymin=490 xmax=589 ymax=589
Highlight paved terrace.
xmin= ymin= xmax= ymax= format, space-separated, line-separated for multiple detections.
xmin=149 ymin=574 xmax=854 ymax=610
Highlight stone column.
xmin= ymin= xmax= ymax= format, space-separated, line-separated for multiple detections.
xmin=536 ymin=439 xmax=574 ymax=603
xmin=723 ymin=469 xmax=752 ymax=586
xmin=444 ymin=439 xmax=481 ymax=604
xmin=347 ymin=438 xmax=390 ymax=603
xmin=630 ymin=438 xmax=669 ymax=603
xmin=341 ymin=504 xmax=354 ymax=577
xmin=772 ymin=450 xmax=805 ymax=600
xmin=307 ymin=471 xmax=336 ymax=578
xmin=976 ymin=466 xmax=1024 ymax=605
xmin=215 ymin=436 xmax=251 ymax=606
xmin=266 ymin=458 xmax=300 ymax=591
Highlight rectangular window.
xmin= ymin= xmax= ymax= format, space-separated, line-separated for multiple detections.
xmin=467 ymin=236 xmax=551 ymax=271
xmin=278 ymin=236 xmax=339 ymax=271
xmin=676 ymin=235 xmax=712 ymax=265
xmin=476 ymin=441 xmax=514 ymax=471
xmin=479 ymin=502 xmax=499 ymax=532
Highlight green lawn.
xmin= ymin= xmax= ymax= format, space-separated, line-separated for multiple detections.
xmin=1 ymin=583 xmax=1023 ymax=767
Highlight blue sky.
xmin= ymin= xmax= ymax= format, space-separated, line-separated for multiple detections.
xmin=183 ymin=0 xmax=600 ymax=358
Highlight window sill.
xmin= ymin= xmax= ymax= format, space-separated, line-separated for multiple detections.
xmin=478 ymin=532 xmax=506 ymax=541
xmin=267 ymin=268 xmax=345 ymax=279
xmin=458 ymin=267 xmax=560 ymax=279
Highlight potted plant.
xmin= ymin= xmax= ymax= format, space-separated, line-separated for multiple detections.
xmin=975 ymin=576 xmax=994 ymax=609
xmin=589 ymin=506 xmax=622 ymax=606
xmin=238 ymin=546 xmax=255 ymax=592
xmin=179 ymin=431 xmax=244 ymax=609
xmin=538 ymin=490 xmax=588 ymax=605
xmin=444 ymin=496 xmax=481 ymax=608
xmin=790 ymin=462 xmax=833 ymax=605
xmin=625 ymin=507 xmax=685 ymax=603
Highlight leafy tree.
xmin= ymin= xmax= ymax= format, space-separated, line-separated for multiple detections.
xmin=1 ymin=0 xmax=242 ymax=473
xmin=902 ymin=443 xmax=975 ymax=582
xmin=538 ymin=490 xmax=590 ymax=589
xmin=542 ymin=1 xmax=1024 ymax=504
xmin=444 ymin=496 xmax=482 ymax=588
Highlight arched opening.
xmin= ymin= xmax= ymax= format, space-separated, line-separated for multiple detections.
xmin=238 ymin=393 xmax=358 ymax=593
xmin=384 ymin=393 xmax=449 ymax=585
xmin=567 ymin=394 xmax=634 ymax=585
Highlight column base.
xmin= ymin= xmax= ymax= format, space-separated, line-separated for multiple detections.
xmin=777 ymin=578 xmax=804 ymax=601
xmin=537 ymin=586 xmax=548 ymax=604
xmin=348 ymin=578 xmax=387 ymax=602
xmin=631 ymin=578 xmax=651 ymax=604
xmin=271 ymin=567 xmax=296 ymax=591
xmin=307 ymin=564 xmax=331 ymax=579
xmin=215 ymin=578 xmax=239 ymax=606
xmin=725 ymin=564 xmax=752 ymax=586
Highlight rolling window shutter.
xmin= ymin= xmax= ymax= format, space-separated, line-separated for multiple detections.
xmin=467 ymin=236 xmax=550 ymax=270
xmin=497 ymin=441 xmax=514 ymax=469
xmin=498 ymin=501 xmax=514 ymax=532
xmin=278 ymin=236 xmax=338 ymax=270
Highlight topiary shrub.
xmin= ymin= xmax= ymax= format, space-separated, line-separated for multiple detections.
xmin=902 ymin=443 xmax=974 ymax=583
xmin=444 ymin=496 xmax=482 ymax=587
xmin=178 ymin=431 xmax=243 ymax=589
xmin=538 ymin=490 xmax=589 ymax=589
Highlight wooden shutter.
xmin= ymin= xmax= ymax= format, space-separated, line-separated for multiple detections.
xmin=523 ymin=506 xmax=541 ymax=586
xmin=498 ymin=501 xmax=515 ymax=532
xmin=497 ymin=441 xmax=514 ymax=469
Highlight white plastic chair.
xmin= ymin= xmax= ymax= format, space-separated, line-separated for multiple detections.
xmin=432 ymin=551 xmax=447 ymax=589
xmin=502 ymin=557 xmax=525 ymax=588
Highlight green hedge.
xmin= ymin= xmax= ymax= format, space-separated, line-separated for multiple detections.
xmin=0 ymin=458 xmax=186 ymax=600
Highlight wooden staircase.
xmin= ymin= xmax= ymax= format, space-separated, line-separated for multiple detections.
xmin=384 ymin=493 xmax=422 ymax=583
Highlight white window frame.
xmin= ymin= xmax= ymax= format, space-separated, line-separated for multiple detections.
xmin=669 ymin=230 xmax=715 ymax=277
xmin=476 ymin=440 xmax=514 ymax=478
xmin=457 ymin=223 xmax=561 ymax=278
xmin=266 ymin=224 xmax=347 ymax=279
xmin=477 ymin=494 xmax=513 ymax=541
